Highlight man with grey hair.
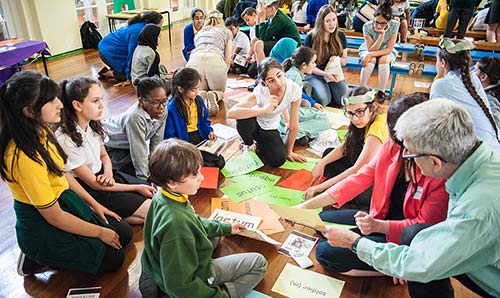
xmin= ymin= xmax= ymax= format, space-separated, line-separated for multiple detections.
xmin=316 ymin=99 xmax=500 ymax=298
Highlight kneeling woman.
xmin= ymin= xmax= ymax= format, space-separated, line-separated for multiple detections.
xmin=57 ymin=77 xmax=155 ymax=224
xmin=227 ymin=57 xmax=306 ymax=167
xmin=0 ymin=71 xmax=132 ymax=276
xmin=298 ymin=93 xmax=449 ymax=276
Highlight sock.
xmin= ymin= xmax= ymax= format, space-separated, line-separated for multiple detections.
xmin=360 ymin=62 xmax=375 ymax=86
xmin=378 ymin=63 xmax=390 ymax=91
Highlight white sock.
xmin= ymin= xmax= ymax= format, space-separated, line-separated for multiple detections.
xmin=360 ymin=63 xmax=375 ymax=87
xmin=378 ymin=63 xmax=390 ymax=91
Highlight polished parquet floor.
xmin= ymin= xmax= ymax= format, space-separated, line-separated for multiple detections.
xmin=0 ymin=18 xmax=476 ymax=298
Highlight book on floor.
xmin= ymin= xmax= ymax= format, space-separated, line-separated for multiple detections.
xmin=66 ymin=287 xmax=102 ymax=298
xmin=212 ymin=123 xmax=239 ymax=141
xmin=278 ymin=230 xmax=318 ymax=258
xmin=197 ymin=138 xmax=227 ymax=156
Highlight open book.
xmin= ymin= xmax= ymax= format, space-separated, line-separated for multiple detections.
xmin=324 ymin=56 xmax=345 ymax=82
xmin=197 ymin=138 xmax=227 ymax=156
xmin=212 ymin=123 xmax=239 ymax=141
xmin=209 ymin=209 xmax=281 ymax=245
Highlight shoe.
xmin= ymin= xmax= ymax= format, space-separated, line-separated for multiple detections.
xmin=205 ymin=91 xmax=219 ymax=116
xmin=239 ymin=142 xmax=257 ymax=152
xmin=296 ymin=136 xmax=310 ymax=146
xmin=98 ymin=66 xmax=109 ymax=76
xmin=247 ymin=82 xmax=257 ymax=92
xmin=17 ymin=252 xmax=45 ymax=276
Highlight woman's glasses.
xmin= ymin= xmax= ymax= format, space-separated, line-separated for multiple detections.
xmin=343 ymin=106 xmax=369 ymax=119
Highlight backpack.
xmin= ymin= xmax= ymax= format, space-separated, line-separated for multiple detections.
xmin=80 ymin=21 xmax=102 ymax=49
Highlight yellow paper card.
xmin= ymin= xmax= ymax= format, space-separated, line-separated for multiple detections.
xmin=269 ymin=204 xmax=324 ymax=228
xmin=272 ymin=263 xmax=345 ymax=298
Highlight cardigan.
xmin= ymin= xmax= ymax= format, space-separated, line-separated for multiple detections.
xmin=164 ymin=96 xmax=213 ymax=141
xmin=327 ymin=139 xmax=449 ymax=243
xmin=182 ymin=23 xmax=196 ymax=61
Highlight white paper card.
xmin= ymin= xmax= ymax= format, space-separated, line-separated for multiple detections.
xmin=324 ymin=56 xmax=344 ymax=82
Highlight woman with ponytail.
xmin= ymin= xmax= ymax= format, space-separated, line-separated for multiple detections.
xmin=431 ymin=38 xmax=500 ymax=151
xmin=0 ymin=71 xmax=132 ymax=276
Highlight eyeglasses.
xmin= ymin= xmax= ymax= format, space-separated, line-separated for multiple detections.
xmin=402 ymin=147 xmax=447 ymax=163
xmin=344 ymin=106 xmax=369 ymax=119
xmin=142 ymin=97 xmax=168 ymax=108
xmin=375 ymin=21 xmax=388 ymax=26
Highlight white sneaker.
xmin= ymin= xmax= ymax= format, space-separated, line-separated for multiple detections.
xmin=240 ymin=142 xmax=257 ymax=152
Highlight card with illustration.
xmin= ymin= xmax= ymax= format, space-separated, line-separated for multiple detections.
xmin=278 ymin=230 xmax=318 ymax=258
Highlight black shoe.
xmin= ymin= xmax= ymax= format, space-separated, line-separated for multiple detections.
xmin=98 ymin=66 xmax=109 ymax=75
xmin=17 ymin=252 xmax=46 ymax=276
xmin=296 ymin=136 xmax=310 ymax=146
xmin=247 ymin=82 xmax=257 ymax=92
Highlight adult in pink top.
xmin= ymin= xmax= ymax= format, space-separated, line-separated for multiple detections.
xmin=297 ymin=93 xmax=449 ymax=276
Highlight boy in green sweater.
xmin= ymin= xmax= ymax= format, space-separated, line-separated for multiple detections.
xmin=140 ymin=139 xmax=267 ymax=298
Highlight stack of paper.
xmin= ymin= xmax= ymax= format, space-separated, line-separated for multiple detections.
xmin=212 ymin=123 xmax=239 ymax=141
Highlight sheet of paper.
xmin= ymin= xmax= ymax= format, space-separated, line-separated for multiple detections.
xmin=230 ymin=171 xmax=281 ymax=186
xmin=324 ymin=56 xmax=345 ymax=82
xmin=199 ymin=167 xmax=219 ymax=189
xmin=257 ymin=186 xmax=305 ymax=206
xmin=279 ymin=158 xmax=319 ymax=171
xmin=221 ymin=150 xmax=264 ymax=178
xmin=239 ymin=229 xmax=281 ymax=245
xmin=278 ymin=230 xmax=318 ymax=257
xmin=271 ymin=263 xmax=345 ymax=298
xmin=277 ymin=169 xmax=316 ymax=191
xmin=220 ymin=180 xmax=272 ymax=203
xmin=269 ymin=204 xmax=324 ymax=228
xmin=197 ymin=138 xmax=227 ymax=155
xmin=245 ymin=290 xmax=271 ymax=298
xmin=414 ymin=80 xmax=431 ymax=88
xmin=209 ymin=208 xmax=262 ymax=230
xmin=212 ymin=123 xmax=239 ymax=141
xmin=337 ymin=129 xmax=348 ymax=142
xmin=323 ymin=221 xmax=357 ymax=230
xmin=322 ymin=107 xmax=350 ymax=130
xmin=211 ymin=198 xmax=285 ymax=235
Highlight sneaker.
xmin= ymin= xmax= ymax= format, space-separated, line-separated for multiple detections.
xmin=247 ymin=82 xmax=258 ymax=92
xmin=206 ymin=91 xmax=220 ymax=116
xmin=239 ymin=142 xmax=257 ymax=152
xmin=17 ymin=252 xmax=45 ymax=276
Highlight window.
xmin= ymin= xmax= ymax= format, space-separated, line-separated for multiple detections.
xmin=76 ymin=0 xmax=99 ymax=27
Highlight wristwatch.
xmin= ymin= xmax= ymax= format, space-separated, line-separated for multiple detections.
xmin=351 ymin=236 xmax=363 ymax=254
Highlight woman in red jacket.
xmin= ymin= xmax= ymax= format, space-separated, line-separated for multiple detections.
xmin=297 ymin=93 xmax=449 ymax=276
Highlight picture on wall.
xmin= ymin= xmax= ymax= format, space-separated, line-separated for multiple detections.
xmin=171 ymin=0 xmax=178 ymax=12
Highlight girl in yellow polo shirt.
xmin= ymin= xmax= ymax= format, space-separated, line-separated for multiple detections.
xmin=0 ymin=71 xmax=132 ymax=276
xmin=305 ymin=87 xmax=388 ymax=208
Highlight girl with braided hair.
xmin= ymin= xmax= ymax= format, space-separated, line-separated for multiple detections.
xmin=430 ymin=38 xmax=500 ymax=151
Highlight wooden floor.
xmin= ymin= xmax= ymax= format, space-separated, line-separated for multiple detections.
xmin=0 ymin=19 xmax=476 ymax=298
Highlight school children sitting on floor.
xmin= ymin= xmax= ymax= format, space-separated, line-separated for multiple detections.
xmin=164 ymin=67 xmax=226 ymax=169
xmin=225 ymin=16 xmax=251 ymax=74
xmin=139 ymin=139 xmax=267 ymax=298
xmin=182 ymin=8 xmax=205 ymax=61
xmin=102 ymin=76 xmax=170 ymax=181
xmin=57 ymin=77 xmax=154 ymax=225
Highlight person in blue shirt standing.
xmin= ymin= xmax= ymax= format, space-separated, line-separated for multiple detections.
xmin=316 ymin=99 xmax=500 ymax=298
xmin=182 ymin=8 xmax=205 ymax=61
xmin=98 ymin=11 xmax=163 ymax=87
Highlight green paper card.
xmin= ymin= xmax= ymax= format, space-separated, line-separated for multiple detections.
xmin=220 ymin=180 xmax=272 ymax=203
xmin=337 ymin=129 xmax=348 ymax=142
xmin=221 ymin=151 xmax=264 ymax=178
xmin=323 ymin=221 xmax=357 ymax=230
xmin=257 ymin=186 xmax=305 ymax=206
xmin=279 ymin=158 xmax=320 ymax=171
xmin=230 ymin=171 xmax=281 ymax=186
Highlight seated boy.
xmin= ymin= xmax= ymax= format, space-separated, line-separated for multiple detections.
xmin=225 ymin=17 xmax=251 ymax=73
xmin=140 ymin=139 xmax=267 ymax=298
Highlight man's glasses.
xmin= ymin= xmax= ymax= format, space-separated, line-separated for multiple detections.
xmin=344 ymin=106 xmax=369 ymax=119
xmin=142 ymin=97 xmax=168 ymax=108
xmin=402 ymin=147 xmax=447 ymax=163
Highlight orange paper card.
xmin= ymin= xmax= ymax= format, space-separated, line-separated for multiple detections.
xmin=200 ymin=167 xmax=219 ymax=189
xmin=277 ymin=169 xmax=318 ymax=191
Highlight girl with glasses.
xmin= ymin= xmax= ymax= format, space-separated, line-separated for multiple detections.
xmin=57 ymin=77 xmax=154 ymax=225
xmin=359 ymin=2 xmax=399 ymax=91
xmin=298 ymin=93 xmax=449 ymax=277
xmin=0 ymin=71 xmax=132 ymax=276
xmin=103 ymin=76 xmax=170 ymax=181
xmin=305 ymin=87 xmax=387 ymax=210
xmin=164 ymin=67 xmax=225 ymax=169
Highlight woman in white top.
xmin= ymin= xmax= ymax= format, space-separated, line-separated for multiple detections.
xmin=186 ymin=9 xmax=233 ymax=104
xmin=227 ymin=57 xmax=306 ymax=167
xmin=56 ymin=77 xmax=155 ymax=224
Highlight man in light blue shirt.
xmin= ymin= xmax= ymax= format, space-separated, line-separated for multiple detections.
xmin=317 ymin=99 xmax=500 ymax=298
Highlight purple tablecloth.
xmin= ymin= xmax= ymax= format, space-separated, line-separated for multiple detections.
xmin=0 ymin=40 xmax=50 ymax=85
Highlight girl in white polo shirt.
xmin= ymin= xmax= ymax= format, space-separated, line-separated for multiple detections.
xmin=56 ymin=77 xmax=155 ymax=224
xmin=227 ymin=57 xmax=306 ymax=167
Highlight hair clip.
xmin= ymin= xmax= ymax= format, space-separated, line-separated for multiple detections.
xmin=438 ymin=37 xmax=475 ymax=54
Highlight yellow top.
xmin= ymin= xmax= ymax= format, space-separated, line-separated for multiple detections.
xmin=4 ymin=139 xmax=69 ymax=208
xmin=161 ymin=188 xmax=188 ymax=203
xmin=187 ymin=99 xmax=198 ymax=133
xmin=436 ymin=0 xmax=458 ymax=30
xmin=365 ymin=113 xmax=389 ymax=143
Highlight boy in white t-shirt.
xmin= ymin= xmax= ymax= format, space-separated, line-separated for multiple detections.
xmin=391 ymin=0 xmax=411 ymax=42
xmin=225 ymin=17 xmax=251 ymax=73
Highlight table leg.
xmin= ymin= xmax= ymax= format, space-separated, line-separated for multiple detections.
xmin=108 ymin=17 xmax=112 ymax=33
xmin=168 ymin=11 xmax=172 ymax=45
xmin=42 ymin=52 xmax=49 ymax=76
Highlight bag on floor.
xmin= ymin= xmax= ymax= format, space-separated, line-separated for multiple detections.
xmin=80 ymin=21 xmax=102 ymax=49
